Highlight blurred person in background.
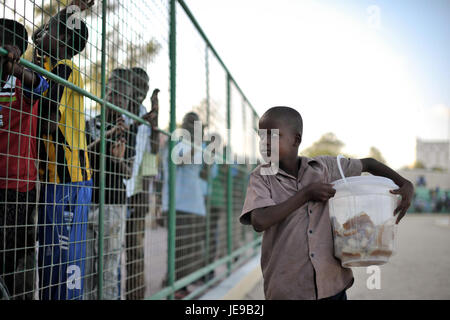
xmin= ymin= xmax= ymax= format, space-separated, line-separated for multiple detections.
xmin=123 ymin=67 xmax=159 ymax=300
xmin=203 ymin=133 xmax=226 ymax=282
xmin=84 ymin=68 xmax=133 ymax=299
xmin=161 ymin=112 xmax=207 ymax=299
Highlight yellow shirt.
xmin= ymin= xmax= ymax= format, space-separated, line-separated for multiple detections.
xmin=39 ymin=58 xmax=92 ymax=183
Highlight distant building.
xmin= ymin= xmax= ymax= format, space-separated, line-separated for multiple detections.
xmin=416 ymin=138 xmax=450 ymax=171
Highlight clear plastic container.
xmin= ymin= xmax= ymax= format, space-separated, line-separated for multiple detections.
xmin=328 ymin=155 xmax=400 ymax=267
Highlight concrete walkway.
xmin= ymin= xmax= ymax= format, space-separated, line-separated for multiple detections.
xmin=215 ymin=214 xmax=450 ymax=300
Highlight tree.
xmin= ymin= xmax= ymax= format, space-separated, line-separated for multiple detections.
xmin=28 ymin=0 xmax=160 ymax=103
xmin=412 ymin=161 xmax=425 ymax=169
xmin=368 ymin=146 xmax=386 ymax=164
xmin=301 ymin=132 xmax=347 ymax=157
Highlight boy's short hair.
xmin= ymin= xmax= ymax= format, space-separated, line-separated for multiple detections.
xmin=107 ymin=68 xmax=133 ymax=94
xmin=261 ymin=106 xmax=303 ymax=135
xmin=108 ymin=68 xmax=132 ymax=83
xmin=183 ymin=111 xmax=200 ymax=123
xmin=0 ymin=19 xmax=29 ymax=55
xmin=130 ymin=67 xmax=149 ymax=84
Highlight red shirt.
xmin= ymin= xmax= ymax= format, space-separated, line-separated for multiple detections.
xmin=0 ymin=76 xmax=40 ymax=192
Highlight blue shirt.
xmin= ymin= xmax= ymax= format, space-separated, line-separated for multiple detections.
xmin=162 ymin=140 xmax=207 ymax=216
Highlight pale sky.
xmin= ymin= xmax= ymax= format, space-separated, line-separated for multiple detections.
xmin=2 ymin=0 xmax=449 ymax=169
xmin=186 ymin=0 xmax=450 ymax=169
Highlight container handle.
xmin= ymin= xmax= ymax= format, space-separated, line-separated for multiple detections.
xmin=337 ymin=154 xmax=356 ymax=217
xmin=336 ymin=154 xmax=348 ymax=185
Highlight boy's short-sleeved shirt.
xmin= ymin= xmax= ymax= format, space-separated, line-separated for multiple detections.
xmin=39 ymin=58 xmax=92 ymax=184
xmin=240 ymin=156 xmax=362 ymax=300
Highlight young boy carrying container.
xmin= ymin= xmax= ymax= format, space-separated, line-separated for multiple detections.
xmin=32 ymin=0 xmax=94 ymax=300
xmin=0 ymin=19 xmax=49 ymax=300
xmin=240 ymin=106 xmax=414 ymax=300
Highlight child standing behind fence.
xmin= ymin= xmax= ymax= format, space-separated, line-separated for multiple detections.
xmin=0 ymin=19 xmax=49 ymax=300
xmin=124 ymin=67 xmax=159 ymax=300
xmin=162 ymin=112 xmax=208 ymax=299
xmin=84 ymin=69 xmax=133 ymax=300
xmin=33 ymin=0 xmax=94 ymax=300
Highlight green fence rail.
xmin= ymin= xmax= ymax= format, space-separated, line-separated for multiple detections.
xmin=0 ymin=0 xmax=261 ymax=300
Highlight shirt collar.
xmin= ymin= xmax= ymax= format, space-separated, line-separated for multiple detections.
xmin=2 ymin=75 xmax=16 ymax=89
xmin=274 ymin=157 xmax=319 ymax=181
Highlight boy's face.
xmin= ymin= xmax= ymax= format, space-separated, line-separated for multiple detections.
xmin=132 ymin=76 xmax=149 ymax=105
xmin=258 ymin=117 xmax=300 ymax=163
xmin=105 ymin=80 xmax=132 ymax=119
xmin=33 ymin=21 xmax=66 ymax=58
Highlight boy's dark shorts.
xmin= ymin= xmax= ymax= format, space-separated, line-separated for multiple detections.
xmin=320 ymin=289 xmax=347 ymax=300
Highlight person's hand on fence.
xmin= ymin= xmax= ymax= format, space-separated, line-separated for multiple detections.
xmin=105 ymin=117 xmax=128 ymax=140
xmin=151 ymin=88 xmax=160 ymax=112
xmin=111 ymin=136 xmax=126 ymax=159
xmin=1 ymin=45 xmax=21 ymax=76
xmin=142 ymin=110 xmax=157 ymax=127
xmin=141 ymin=88 xmax=160 ymax=128
xmin=69 ymin=0 xmax=95 ymax=11
xmin=114 ymin=116 xmax=129 ymax=135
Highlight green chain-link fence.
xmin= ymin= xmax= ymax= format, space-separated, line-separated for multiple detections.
xmin=0 ymin=0 xmax=261 ymax=300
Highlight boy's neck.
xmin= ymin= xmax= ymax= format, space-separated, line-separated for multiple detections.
xmin=279 ymin=156 xmax=301 ymax=178
xmin=48 ymin=55 xmax=69 ymax=68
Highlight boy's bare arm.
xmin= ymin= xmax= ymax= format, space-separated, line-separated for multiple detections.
xmin=360 ymin=157 xmax=414 ymax=223
xmin=87 ymin=117 xmax=128 ymax=151
xmin=87 ymin=127 xmax=119 ymax=151
xmin=2 ymin=45 xmax=41 ymax=89
xmin=251 ymin=183 xmax=336 ymax=232
xmin=114 ymin=158 xmax=132 ymax=179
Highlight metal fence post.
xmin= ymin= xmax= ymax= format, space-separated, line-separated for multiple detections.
xmin=226 ymin=74 xmax=233 ymax=275
xmin=168 ymin=0 xmax=177 ymax=300
xmin=252 ymin=111 xmax=259 ymax=254
xmin=205 ymin=45 xmax=211 ymax=271
xmin=97 ymin=0 xmax=108 ymax=300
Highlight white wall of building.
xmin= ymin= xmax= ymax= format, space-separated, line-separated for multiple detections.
xmin=416 ymin=138 xmax=450 ymax=171
xmin=398 ymin=169 xmax=450 ymax=190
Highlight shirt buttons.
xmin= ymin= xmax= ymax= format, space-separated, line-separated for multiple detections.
xmin=309 ymin=210 xmax=312 ymax=214
xmin=309 ymin=230 xmax=313 ymax=234
xmin=310 ymin=253 xmax=315 ymax=258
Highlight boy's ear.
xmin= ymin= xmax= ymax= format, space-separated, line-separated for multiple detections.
xmin=294 ymin=133 xmax=302 ymax=147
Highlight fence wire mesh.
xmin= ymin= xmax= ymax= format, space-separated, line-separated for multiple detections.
xmin=0 ymin=0 xmax=261 ymax=300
